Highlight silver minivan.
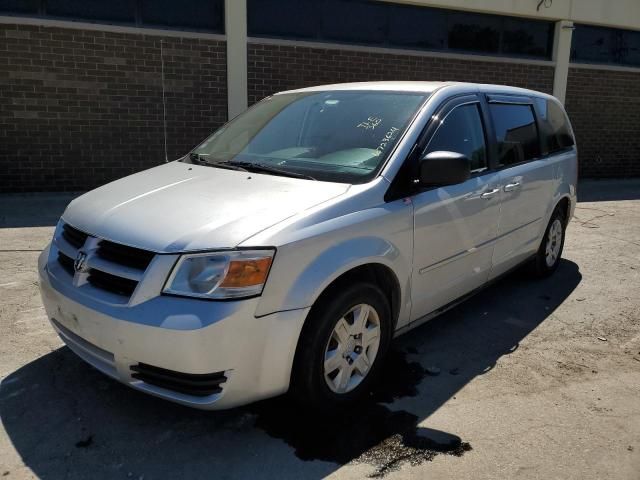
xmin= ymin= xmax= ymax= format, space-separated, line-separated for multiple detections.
xmin=38 ymin=81 xmax=577 ymax=410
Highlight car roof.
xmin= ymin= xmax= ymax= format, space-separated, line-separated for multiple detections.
xmin=276 ymin=81 xmax=555 ymax=101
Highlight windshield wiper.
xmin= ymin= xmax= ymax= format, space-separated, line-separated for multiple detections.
xmin=189 ymin=153 xmax=248 ymax=172
xmin=223 ymin=161 xmax=316 ymax=180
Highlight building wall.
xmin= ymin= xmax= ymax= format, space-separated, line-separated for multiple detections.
xmin=385 ymin=0 xmax=640 ymax=31
xmin=565 ymin=66 xmax=640 ymax=177
xmin=247 ymin=41 xmax=554 ymax=106
xmin=0 ymin=23 xmax=226 ymax=193
xmin=1 ymin=0 xmax=639 ymax=193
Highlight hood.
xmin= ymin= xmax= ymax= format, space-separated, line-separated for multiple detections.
xmin=62 ymin=161 xmax=350 ymax=252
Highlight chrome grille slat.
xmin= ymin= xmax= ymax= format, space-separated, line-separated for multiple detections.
xmin=96 ymin=240 xmax=155 ymax=271
xmin=62 ymin=223 xmax=88 ymax=249
xmin=57 ymin=252 xmax=75 ymax=276
xmin=87 ymin=269 xmax=138 ymax=297
xmin=54 ymin=233 xmax=81 ymax=259
xmin=86 ymin=255 xmax=145 ymax=282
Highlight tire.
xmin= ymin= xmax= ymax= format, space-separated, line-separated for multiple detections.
xmin=530 ymin=207 xmax=566 ymax=277
xmin=290 ymin=282 xmax=392 ymax=411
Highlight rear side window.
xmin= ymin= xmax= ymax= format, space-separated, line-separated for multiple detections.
xmin=489 ymin=104 xmax=540 ymax=166
xmin=426 ymin=103 xmax=487 ymax=172
xmin=534 ymin=98 xmax=575 ymax=154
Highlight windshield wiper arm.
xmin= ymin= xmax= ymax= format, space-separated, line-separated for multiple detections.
xmin=189 ymin=153 xmax=248 ymax=172
xmin=224 ymin=161 xmax=316 ymax=180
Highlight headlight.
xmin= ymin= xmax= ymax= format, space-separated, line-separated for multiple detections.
xmin=163 ymin=249 xmax=275 ymax=299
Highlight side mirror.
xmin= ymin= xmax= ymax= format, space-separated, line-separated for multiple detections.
xmin=419 ymin=151 xmax=471 ymax=187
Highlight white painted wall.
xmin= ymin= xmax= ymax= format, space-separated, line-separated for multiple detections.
xmin=383 ymin=0 xmax=640 ymax=31
xmin=569 ymin=0 xmax=640 ymax=31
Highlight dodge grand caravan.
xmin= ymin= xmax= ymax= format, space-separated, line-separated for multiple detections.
xmin=38 ymin=82 xmax=577 ymax=410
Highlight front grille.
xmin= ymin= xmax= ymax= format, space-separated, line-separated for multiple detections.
xmin=87 ymin=269 xmax=138 ymax=297
xmin=131 ymin=363 xmax=227 ymax=397
xmin=52 ymin=222 xmax=157 ymax=301
xmin=96 ymin=240 xmax=155 ymax=271
xmin=62 ymin=223 xmax=88 ymax=249
xmin=57 ymin=252 xmax=75 ymax=276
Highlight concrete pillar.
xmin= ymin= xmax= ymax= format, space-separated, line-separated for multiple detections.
xmin=225 ymin=0 xmax=248 ymax=119
xmin=552 ymin=20 xmax=574 ymax=104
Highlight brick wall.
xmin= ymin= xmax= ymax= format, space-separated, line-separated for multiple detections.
xmin=0 ymin=24 xmax=227 ymax=193
xmin=565 ymin=67 xmax=640 ymax=178
xmin=247 ymin=42 xmax=554 ymax=105
xmin=3 ymin=27 xmax=637 ymax=192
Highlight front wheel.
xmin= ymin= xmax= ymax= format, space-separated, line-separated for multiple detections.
xmin=290 ymin=283 xmax=392 ymax=410
xmin=531 ymin=208 xmax=566 ymax=277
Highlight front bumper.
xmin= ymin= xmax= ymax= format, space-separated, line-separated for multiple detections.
xmin=38 ymin=246 xmax=309 ymax=410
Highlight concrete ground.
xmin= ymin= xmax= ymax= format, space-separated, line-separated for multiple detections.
xmin=0 ymin=179 xmax=639 ymax=479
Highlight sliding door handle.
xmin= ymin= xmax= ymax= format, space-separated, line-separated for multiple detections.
xmin=480 ymin=188 xmax=500 ymax=199
xmin=504 ymin=182 xmax=521 ymax=192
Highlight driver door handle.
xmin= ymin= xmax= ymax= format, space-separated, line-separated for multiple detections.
xmin=480 ymin=188 xmax=500 ymax=199
xmin=504 ymin=182 xmax=521 ymax=192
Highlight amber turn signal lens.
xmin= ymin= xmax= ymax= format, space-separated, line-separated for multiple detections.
xmin=219 ymin=257 xmax=273 ymax=288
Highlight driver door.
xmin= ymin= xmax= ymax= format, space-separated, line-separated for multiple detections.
xmin=410 ymin=96 xmax=502 ymax=322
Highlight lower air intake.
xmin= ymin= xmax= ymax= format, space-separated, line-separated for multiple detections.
xmin=130 ymin=363 xmax=227 ymax=397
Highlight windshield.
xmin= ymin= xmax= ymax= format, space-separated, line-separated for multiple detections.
xmin=187 ymin=90 xmax=428 ymax=183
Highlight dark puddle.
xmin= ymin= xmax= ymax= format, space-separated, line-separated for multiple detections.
xmin=248 ymin=348 xmax=471 ymax=477
xmin=74 ymin=434 xmax=93 ymax=448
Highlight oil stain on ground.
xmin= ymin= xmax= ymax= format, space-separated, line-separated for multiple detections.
xmin=249 ymin=349 xmax=471 ymax=477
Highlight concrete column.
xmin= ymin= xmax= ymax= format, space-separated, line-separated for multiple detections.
xmin=225 ymin=0 xmax=248 ymax=119
xmin=552 ymin=20 xmax=574 ymax=104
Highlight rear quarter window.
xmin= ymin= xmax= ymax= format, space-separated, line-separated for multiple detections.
xmin=489 ymin=103 xmax=541 ymax=166
xmin=534 ymin=98 xmax=575 ymax=155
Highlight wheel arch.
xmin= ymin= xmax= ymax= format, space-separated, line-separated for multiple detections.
xmin=255 ymin=232 xmax=411 ymax=319
xmin=555 ymin=196 xmax=571 ymax=227
xmin=540 ymin=192 xmax=573 ymax=239
xmin=307 ymin=262 xmax=402 ymax=330
xmin=288 ymin=261 xmax=402 ymax=392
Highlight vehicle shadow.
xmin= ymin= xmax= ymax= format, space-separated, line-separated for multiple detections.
xmin=0 ymin=260 xmax=581 ymax=479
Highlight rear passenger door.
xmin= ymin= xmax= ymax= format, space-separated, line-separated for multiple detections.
xmin=487 ymin=96 xmax=553 ymax=278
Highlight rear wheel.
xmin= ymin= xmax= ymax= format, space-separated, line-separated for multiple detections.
xmin=291 ymin=283 xmax=392 ymax=410
xmin=531 ymin=207 xmax=566 ymax=277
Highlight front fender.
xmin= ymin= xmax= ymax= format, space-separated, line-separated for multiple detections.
xmin=296 ymin=236 xmax=404 ymax=309
xmin=255 ymin=230 xmax=412 ymax=324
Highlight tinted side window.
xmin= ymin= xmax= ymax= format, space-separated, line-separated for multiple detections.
xmin=248 ymin=0 xmax=317 ymax=39
xmin=534 ymin=98 xmax=575 ymax=154
xmin=426 ymin=104 xmax=487 ymax=172
xmin=387 ymin=3 xmax=447 ymax=50
xmin=489 ymin=104 xmax=540 ymax=166
xmin=447 ymin=12 xmax=500 ymax=54
xmin=571 ymin=24 xmax=640 ymax=68
xmin=502 ymin=17 xmax=554 ymax=58
xmin=0 ymin=0 xmax=39 ymax=14
xmin=139 ymin=0 xmax=224 ymax=32
xmin=47 ymin=0 xmax=136 ymax=23
xmin=321 ymin=0 xmax=387 ymax=45
xmin=246 ymin=0 xmax=554 ymax=60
